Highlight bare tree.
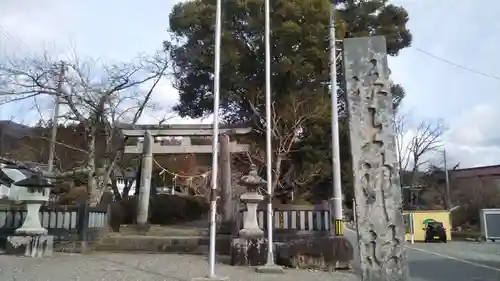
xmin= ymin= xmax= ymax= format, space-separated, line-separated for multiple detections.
xmin=451 ymin=177 xmax=500 ymax=227
xmin=241 ymin=92 xmax=329 ymax=197
xmin=0 ymin=51 xmax=169 ymax=206
xmin=395 ymin=115 xmax=446 ymax=188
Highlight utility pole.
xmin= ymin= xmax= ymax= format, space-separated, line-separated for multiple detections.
xmin=47 ymin=62 xmax=65 ymax=173
xmin=444 ymin=149 xmax=451 ymax=210
xmin=329 ymin=3 xmax=344 ymax=236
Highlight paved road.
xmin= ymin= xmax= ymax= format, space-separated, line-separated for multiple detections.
xmin=346 ymin=228 xmax=500 ymax=281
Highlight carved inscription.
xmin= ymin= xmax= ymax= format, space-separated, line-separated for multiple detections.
xmin=343 ymin=37 xmax=408 ymax=281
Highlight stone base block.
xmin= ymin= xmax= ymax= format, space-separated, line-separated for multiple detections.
xmin=6 ymin=235 xmax=54 ymax=258
xmin=135 ymin=223 xmax=150 ymax=235
xmin=276 ymin=236 xmax=353 ymax=271
xmin=192 ymin=276 xmax=229 ymax=281
xmin=230 ymin=237 xmax=267 ymax=266
xmin=255 ymin=264 xmax=284 ymax=274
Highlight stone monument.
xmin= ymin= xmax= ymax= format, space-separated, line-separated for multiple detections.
xmin=231 ymin=164 xmax=267 ymax=266
xmin=0 ymin=163 xmax=54 ymax=258
xmin=343 ymin=36 xmax=409 ymax=280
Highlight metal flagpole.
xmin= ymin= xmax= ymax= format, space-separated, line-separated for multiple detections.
xmin=256 ymin=0 xmax=283 ymax=273
xmin=207 ymin=0 xmax=222 ymax=276
xmin=255 ymin=0 xmax=282 ymax=273
xmin=329 ymin=3 xmax=344 ymax=236
xmin=264 ymin=0 xmax=274 ymax=265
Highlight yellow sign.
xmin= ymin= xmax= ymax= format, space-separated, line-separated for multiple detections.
xmin=334 ymin=219 xmax=344 ymax=235
xmin=278 ymin=212 xmax=284 ymax=229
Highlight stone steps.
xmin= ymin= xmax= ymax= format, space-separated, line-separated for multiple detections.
xmin=95 ymin=234 xmax=231 ymax=255
xmin=115 ymin=224 xmax=209 ymax=237
xmin=94 ymin=223 xmax=232 ymax=254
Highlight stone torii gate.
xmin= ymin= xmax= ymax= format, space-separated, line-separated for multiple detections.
xmin=117 ymin=124 xmax=252 ymax=231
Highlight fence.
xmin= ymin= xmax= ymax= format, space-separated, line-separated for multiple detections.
xmin=237 ymin=204 xmax=331 ymax=241
xmin=0 ymin=203 xmax=107 ymax=246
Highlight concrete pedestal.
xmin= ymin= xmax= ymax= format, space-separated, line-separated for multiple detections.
xmin=231 ymin=237 xmax=267 ymax=266
xmin=192 ymin=276 xmax=229 ymax=281
xmin=135 ymin=223 xmax=150 ymax=235
xmin=6 ymin=235 xmax=54 ymax=258
xmin=255 ymin=264 xmax=285 ymax=274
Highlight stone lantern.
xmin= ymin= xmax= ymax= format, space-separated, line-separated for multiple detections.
xmin=0 ymin=162 xmax=54 ymax=257
xmin=238 ymin=164 xmax=265 ymax=238
xmin=231 ymin=164 xmax=268 ymax=266
xmin=13 ymin=174 xmax=53 ymax=235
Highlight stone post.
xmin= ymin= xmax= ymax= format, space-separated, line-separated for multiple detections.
xmin=343 ymin=36 xmax=409 ymax=281
xmin=136 ymin=131 xmax=153 ymax=232
xmin=220 ymin=134 xmax=232 ymax=222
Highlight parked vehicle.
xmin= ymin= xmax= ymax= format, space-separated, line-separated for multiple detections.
xmin=424 ymin=221 xmax=447 ymax=243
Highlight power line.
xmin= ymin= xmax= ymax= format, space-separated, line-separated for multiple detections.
xmin=0 ymin=24 xmax=32 ymax=56
xmin=414 ymin=47 xmax=500 ymax=81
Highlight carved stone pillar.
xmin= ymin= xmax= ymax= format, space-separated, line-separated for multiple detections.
xmin=343 ymin=36 xmax=409 ymax=281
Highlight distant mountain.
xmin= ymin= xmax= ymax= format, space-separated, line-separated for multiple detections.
xmin=0 ymin=121 xmax=35 ymax=155
xmin=0 ymin=120 xmax=33 ymax=138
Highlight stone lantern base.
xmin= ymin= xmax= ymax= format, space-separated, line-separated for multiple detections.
xmin=5 ymin=234 xmax=54 ymax=258
xmin=230 ymin=237 xmax=268 ymax=266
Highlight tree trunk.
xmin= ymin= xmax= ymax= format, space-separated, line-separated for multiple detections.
xmin=122 ymin=180 xmax=134 ymax=199
xmin=110 ymin=173 xmax=122 ymax=201
xmin=272 ymin=153 xmax=283 ymax=194
xmin=87 ymin=126 xmax=100 ymax=206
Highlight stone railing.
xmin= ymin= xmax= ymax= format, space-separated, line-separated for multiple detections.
xmin=237 ymin=203 xmax=331 ymax=241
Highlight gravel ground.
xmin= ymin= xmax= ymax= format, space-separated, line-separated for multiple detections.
xmin=0 ymin=253 xmax=359 ymax=281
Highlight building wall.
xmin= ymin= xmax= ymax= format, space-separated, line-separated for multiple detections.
xmin=404 ymin=210 xmax=451 ymax=241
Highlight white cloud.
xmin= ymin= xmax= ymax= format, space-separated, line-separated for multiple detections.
xmin=444 ymin=103 xmax=500 ymax=168
xmin=2 ymin=0 xmax=500 ymax=169
xmin=0 ymin=0 xmax=210 ymax=126
xmin=0 ymin=1 xmax=76 ymax=57
xmin=397 ymin=103 xmax=500 ymax=169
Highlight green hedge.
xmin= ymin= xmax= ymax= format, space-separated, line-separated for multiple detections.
xmin=290 ymin=198 xmax=312 ymax=205
xmin=115 ymin=194 xmax=209 ymax=226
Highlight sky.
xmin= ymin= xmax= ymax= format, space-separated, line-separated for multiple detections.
xmin=0 ymin=0 xmax=498 ymax=169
